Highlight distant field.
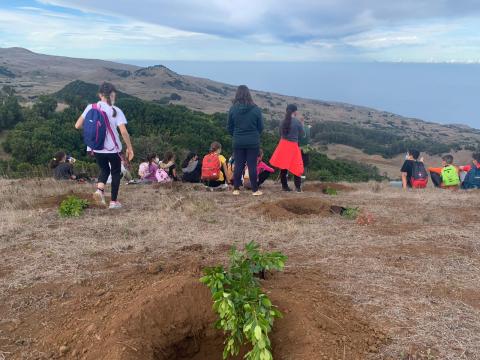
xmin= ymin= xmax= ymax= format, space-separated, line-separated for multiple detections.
xmin=1 ymin=179 xmax=479 ymax=359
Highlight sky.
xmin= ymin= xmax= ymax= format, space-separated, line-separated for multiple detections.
xmin=1 ymin=0 xmax=480 ymax=62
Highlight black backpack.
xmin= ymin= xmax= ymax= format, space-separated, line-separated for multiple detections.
xmin=462 ymin=166 xmax=480 ymax=189
xmin=410 ymin=161 xmax=428 ymax=188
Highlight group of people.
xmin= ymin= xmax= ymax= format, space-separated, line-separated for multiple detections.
xmin=400 ymin=149 xmax=480 ymax=190
xmin=51 ymin=81 xmax=480 ymax=209
xmin=51 ymin=83 xmax=309 ymax=208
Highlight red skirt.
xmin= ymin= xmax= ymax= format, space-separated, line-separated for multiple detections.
xmin=270 ymin=139 xmax=304 ymax=177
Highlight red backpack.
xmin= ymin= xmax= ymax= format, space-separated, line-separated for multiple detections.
xmin=410 ymin=161 xmax=428 ymax=188
xmin=201 ymin=153 xmax=221 ymax=181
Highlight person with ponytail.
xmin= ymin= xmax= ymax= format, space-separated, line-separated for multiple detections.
xmin=270 ymin=104 xmax=305 ymax=192
xmin=75 ymin=82 xmax=134 ymax=209
xmin=227 ymin=85 xmax=264 ymax=196
xmin=50 ymin=151 xmax=76 ymax=180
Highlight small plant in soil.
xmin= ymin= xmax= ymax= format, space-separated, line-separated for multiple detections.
xmin=341 ymin=207 xmax=360 ymax=220
xmin=200 ymin=241 xmax=287 ymax=360
xmin=58 ymin=196 xmax=89 ymax=217
xmin=323 ymin=188 xmax=338 ymax=195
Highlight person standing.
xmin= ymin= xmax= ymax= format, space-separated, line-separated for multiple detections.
xmin=227 ymin=85 xmax=264 ymax=196
xmin=270 ymin=104 xmax=305 ymax=192
xmin=75 ymin=82 xmax=134 ymax=209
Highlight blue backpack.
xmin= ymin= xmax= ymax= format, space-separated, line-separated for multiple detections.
xmin=83 ymin=104 xmax=117 ymax=151
xmin=462 ymin=166 xmax=480 ymax=189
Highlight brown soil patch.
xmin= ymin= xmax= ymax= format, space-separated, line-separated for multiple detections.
xmin=256 ymin=198 xmax=333 ymax=219
xmin=303 ymin=182 xmax=356 ymax=193
xmin=33 ymin=191 xmax=106 ymax=210
xmin=30 ymin=261 xmax=386 ymax=360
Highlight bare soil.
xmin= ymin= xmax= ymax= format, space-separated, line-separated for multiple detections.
xmin=1 ymin=179 xmax=480 ymax=360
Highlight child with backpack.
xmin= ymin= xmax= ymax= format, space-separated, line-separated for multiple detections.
xmin=428 ymin=154 xmax=462 ymax=189
xmin=181 ymin=152 xmax=202 ymax=183
xmin=201 ymin=142 xmax=229 ymax=189
xmin=75 ymin=82 xmax=134 ymax=209
xmin=159 ymin=151 xmax=178 ymax=181
xmin=50 ymin=151 xmax=76 ymax=180
xmin=461 ymin=153 xmax=480 ymax=189
xmin=401 ymin=149 xmax=428 ymax=189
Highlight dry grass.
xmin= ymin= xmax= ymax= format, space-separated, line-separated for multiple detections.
xmin=1 ymin=179 xmax=480 ymax=359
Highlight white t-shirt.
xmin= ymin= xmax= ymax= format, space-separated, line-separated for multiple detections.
xmin=81 ymin=101 xmax=127 ymax=153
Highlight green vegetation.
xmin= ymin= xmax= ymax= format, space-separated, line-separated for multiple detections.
xmin=323 ymin=188 xmax=338 ymax=195
xmin=0 ymin=80 xmax=385 ymax=181
xmin=200 ymin=242 xmax=287 ymax=360
xmin=341 ymin=207 xmax=360 ymax=220
xmin=311 ymin=121 xmax=456 ymax=158
xmin=0 ymin=86 xmax=23 ymax=130
xmin=58 ymin=196 xmax=89 ymax=217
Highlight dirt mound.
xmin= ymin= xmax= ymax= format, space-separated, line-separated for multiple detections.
xmin=33 ymin=191 xmax=105 ymax=210
xmin=66 ymin=271 xmax=386 ymax=360
xmin=256 ymin=198 xmax=333 ymax=219
xmin=303 ymin=182 xmax=355 ymax=193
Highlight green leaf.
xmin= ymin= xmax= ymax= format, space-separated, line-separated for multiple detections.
xmin=254 ymin=326 xmax=262 ymax=340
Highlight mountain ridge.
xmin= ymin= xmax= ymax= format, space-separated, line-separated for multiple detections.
xmin=1 ymin=47 xmax=480 ymax=176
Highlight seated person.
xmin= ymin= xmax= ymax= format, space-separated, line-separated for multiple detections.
xmin=138 ymin=158 xmax=150 ymax=179
xmin=181 ymin=152 xmax=201 ymax=183
xmin=461 ymin=152 xmax=480 ymax=189
xmin=50 ymin=151 xmax=76 ymax=180
xmin=244 ymin=149 xmax=275 ymax=189
xmin=141 ymin=153 xmax=159 ymax=182
xmin=159 ymin=151 xmax=178 ymax=181
xmin=428 ymin=154 xmax=463 ymax=189
xmin=226 ymin=156 xmax=235 ymax=185
xmin=202 ymin=142 xmax=228 ymax=189
xmin=401 ymin=149 xmax=428 ymax=189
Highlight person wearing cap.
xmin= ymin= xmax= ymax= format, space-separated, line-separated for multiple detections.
xmin=270 ymin=104 xmax=305 ymax=192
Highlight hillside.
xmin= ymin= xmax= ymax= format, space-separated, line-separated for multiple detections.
xmin=2 ymin=47 xmax=480 ymax=176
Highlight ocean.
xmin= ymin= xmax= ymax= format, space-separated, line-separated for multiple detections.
xmin=123 ymin=61 xmax=480 ymax=128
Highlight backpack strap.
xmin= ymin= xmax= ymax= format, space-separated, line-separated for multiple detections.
xmin=95 ymin=103 xmax=120 ymax=152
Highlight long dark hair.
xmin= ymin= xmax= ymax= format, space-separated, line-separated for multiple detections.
xmin=146 ymin=153 xmax=157 ymax=164
xmin=233 ymin=85 xmax=255 ymax=105
xmin=99 ymin=82 xmax=117 ymax=117
xmin=163 ymin=151 xmax=175 ymax=163
xmin=281 ymin=104 xmax=298 ymax=137
xmin=182 ymin=151 xmax=197 ymax=168
xmin=50 ymin=151 xmax=66 ymax=169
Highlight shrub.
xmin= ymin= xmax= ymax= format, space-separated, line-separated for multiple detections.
xmin=341 ymin=207 xmax=360 ymax=220
xmin=323 ymin=188 xmax=338 ymax=195
xmin=59 ymin=196 xmax=89 ymax=217
xmin=200 ymin=242 xmax=287 ymax=360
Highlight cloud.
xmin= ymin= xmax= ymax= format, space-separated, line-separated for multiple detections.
xmin=36 ymin=0 xmax=480 ymax=43
xmin=1 ymin=1 xmax=480 ymax=62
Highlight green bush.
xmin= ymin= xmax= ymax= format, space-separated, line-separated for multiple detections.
xmin=342 ymin=207 xmax=360 ymax=220
xmin=200 ymin=242 xmax=287 ymax=360
xmin=58 ymin=196 xmax=89 ymax=217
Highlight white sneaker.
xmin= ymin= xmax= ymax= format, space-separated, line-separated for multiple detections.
xmin=232 ymin=190 xmax=240 ymax=196
xmin=109 ymin=201 xmax=122 ymax=209
xmin=93 ymin=190 xmax=106 ymax=206
xmin=252 ymin=191 xmax=263 ymax=196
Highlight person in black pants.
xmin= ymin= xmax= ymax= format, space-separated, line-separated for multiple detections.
xmin=228 ymin=85 xmax=264 ymax=196
xmin=75 ymin=82 xmax=134 ymax=209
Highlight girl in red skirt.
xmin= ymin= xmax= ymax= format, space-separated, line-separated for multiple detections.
xmin=270 ymin=104 xmax=305 ymax=192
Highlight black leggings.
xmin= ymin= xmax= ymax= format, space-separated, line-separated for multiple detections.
xmin=95 ymin=152 xmax=121 ymax=201
xmin=431 ymin=172 xmax=442 ymax=187
xmin=258 ymin=171 xmax=270 ymax=187
xmin=233 ymin=147 xmax=259 ymax=192
xmin=280 ymin=169 xmax=301 ymax=190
